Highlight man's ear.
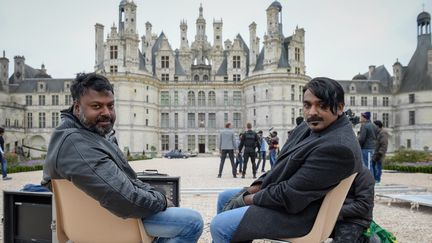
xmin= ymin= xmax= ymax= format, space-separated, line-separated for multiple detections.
xmin=337 ymin=103 xmax=345 ymax=116
xmin=73 ymin=101 xmax=80 ymax=116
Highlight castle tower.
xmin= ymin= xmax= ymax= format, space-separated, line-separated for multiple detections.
xmin=13 ymin=56 xmax=25 ymax=83
xmin=195 ymin=4 xmax=207 ymax=42
xmin=0 ymin=51 xmax=9 ymax=86
xmin=213 ymin=19 xmax=223 ymax=50
xmin=417 ymin=11 xmax=432 ymax=76
xmin=95 ymin=23 xmax=105 ymax=70
xmin=263 ymin=1 xmax=283 ymax=68
xmin=118 ymin=0 xmax=137 ymax=37
xmin=180 ymin=20 xmax=189 ymax=50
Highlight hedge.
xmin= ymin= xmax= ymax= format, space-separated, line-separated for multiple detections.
xmin=383 ymin=164 xmax=432 ymax=174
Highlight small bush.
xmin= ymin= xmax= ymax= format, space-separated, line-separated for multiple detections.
xmin=8 ymin=165 xmax=44 ymax=173
xmin=4 ymin=152 xmax=19 ymax=165
xmin=385 ymin=149 xmax=429 ymax=163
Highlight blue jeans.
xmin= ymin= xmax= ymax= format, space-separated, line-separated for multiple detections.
xmin=269 ymin=149 xmax=277 ymax=168
xmin=210 ymin=188 xmax=249 ymax=243
xmin=257 ymin=151 xmax=266 ymax=171
xmin=235 ymin=153 xmax=243 ymax=172
xmin=143 ymin=207 xmax=203 ymax=243
xmin=361 ymin=149 xmax=374 ymax=173
xmin=371 ymin=159 xmax=382 ymax=183
xmin=1 ymin=156 xmax=7 ymax=178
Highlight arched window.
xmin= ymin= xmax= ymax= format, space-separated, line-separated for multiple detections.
xmin=203 ymin=75 xmax=209 ymax=81
xmin=188 ymin=91 xmax=195 ymax=106
xmin=194 ymin=75 xmax=199 ymax=81
xmin=208 ymin=91 xmax=216 ymax=106
xmin=198 ymin=91 xmax=206 ymax=106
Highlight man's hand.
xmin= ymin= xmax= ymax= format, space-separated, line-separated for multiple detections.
xmin=243 ymin=194 xmax=255 ymax=205
xmin=247 ymin=183 xmax=262 ymax=194
xmin=166 ymin=198 xmax=175 ymax=208
xmin=223 ymin=192 xmax=247 ymax=211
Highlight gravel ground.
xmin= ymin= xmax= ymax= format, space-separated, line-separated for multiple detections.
xmin=1 ymin=157 xmax=432 ymax=243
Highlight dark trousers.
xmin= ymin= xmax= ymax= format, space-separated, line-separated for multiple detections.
xmin=242 ymin=150 xmax=257 ymax=176
xmin=218 ymin=150 xmax=236 ymax=176
xmin=256 ymin=151 xmax=266 ymax=172
xmin=332 ymin=222 xmax=369 ymax=243
xmin=0 ymin=155 xmax=7 ymax=178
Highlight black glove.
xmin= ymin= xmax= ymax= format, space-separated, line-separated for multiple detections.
xmin=222 ymin=188 xmax=249 ymax=212
xmin=372 ymin=153 xmax=381 ymax=162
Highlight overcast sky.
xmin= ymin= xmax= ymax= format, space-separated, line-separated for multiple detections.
xmin=0 ymin=0 xmax=429 ymax=80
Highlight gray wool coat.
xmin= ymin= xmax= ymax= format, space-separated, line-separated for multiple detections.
xmin=232 ymin=115 xmax=363 ymax=242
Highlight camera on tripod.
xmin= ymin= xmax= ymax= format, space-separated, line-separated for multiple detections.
xmin=344 ymin=109 xmax=360 ymax=125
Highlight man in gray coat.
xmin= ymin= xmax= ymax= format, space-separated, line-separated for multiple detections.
xmin=358 ymin=111 xmax=377 ymax=171
xmin=42 ymin=73 xmax=203 ymax=242
xmin=218 ymin=122 xmax=237 ymax=178
xmin=210 ymin=77 xmax=362 ymax=242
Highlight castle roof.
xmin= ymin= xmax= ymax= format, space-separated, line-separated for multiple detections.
xmin=9 ymin=78 xmax=70 ymax=93
xmin=398 ymin=34 xmax=432 ymax=92
xmin=8 ymin=64 xmax=51 ymax=84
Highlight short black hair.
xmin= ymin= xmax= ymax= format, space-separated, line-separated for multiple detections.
xmin=373 ymin=120 xmax=383 ymax=128
xmin=0 ymin=127 xmax=4 ymax=133
xmin=303 ymin=77 xmax=345 ymax=115
xmin=71 ymin=72 xmax=114 ymax=102
xmin=295 ymin=116 xmax=304 ymax=126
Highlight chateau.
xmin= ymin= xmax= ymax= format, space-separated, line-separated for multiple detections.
xmin=0 ymin=1 xmax=431 ymax=157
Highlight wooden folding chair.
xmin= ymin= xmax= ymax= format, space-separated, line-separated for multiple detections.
xmin=268 ymin=173 xmax=358 ymax=243
xmin=51 ymin=179 xmax=154 ymax=243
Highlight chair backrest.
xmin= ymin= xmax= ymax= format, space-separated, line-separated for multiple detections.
xmin=52 ymin=179 xmax=153 ymax=243
xmin=282 ymin=173 xmax=358 ymax=243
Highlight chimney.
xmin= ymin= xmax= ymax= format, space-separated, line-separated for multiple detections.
xmin=368 ymin=65 xmax=376 ymax=79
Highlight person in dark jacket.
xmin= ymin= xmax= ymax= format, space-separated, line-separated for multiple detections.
xmin=239 ymin=123 xmax=260 ymax=179
xmin=332 ymin=165 xmax=375 ymax=243
xmin=358 ymin=111 xmax=377 ymax=171
xmin=0 ymin=127 xmax=12 ymax=180
xmin=210 ymin=77 xmax=362 ymax=242
xmin=372 ymin=120 xmax=389 ymax=183
xmin=42 ymin=73 xmax=203 ymax=242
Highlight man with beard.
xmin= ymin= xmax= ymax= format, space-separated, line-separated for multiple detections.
xmin=210 ymin=77 xmax=362 ymax=242
xmin=42 ymin=73 xmax=203 ymax=242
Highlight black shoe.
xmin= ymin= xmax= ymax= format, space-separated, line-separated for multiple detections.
xmin=2 ymin=176 xmax=12 ymax=180
xmin=217 ymin=175 xmax=221 ymax=178
xmin=253 ymin=174 xmax=257 ymax=179
xmin=233 ymin=174 xmax=237 ymax=178
xmin=241 ymin=174 xmax=245 ymax=179
xmin=261 ymin=170 xmax=265 ymax=172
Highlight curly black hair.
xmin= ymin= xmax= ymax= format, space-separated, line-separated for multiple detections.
xmin=70 ymin=72 xmax=114 ymax=102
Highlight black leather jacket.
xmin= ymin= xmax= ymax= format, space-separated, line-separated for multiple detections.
xmin=339 ymin=165 xmax=374 ymax=228
xmin=42 ymin=109 xmax=167 ymax=218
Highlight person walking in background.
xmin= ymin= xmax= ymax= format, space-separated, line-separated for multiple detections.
xmin=358 ymin=111 xmax=377 ymax=172
xmin=267 ymin=131 xmax=279 ymax=168
xmin=256 ymin=131 xmax=267 ymax=172
xmin=239 ymin=123 xmax=260 ymax=179
xmin=372 ymin=120 xmax=388 ymax=184
xmin=218 ymin=122 xmax=237 ymax=178
xmin=0 ymin=127 xmax=12 ymax=180
xmin=235 ymin=133 xmax=244 ymax=175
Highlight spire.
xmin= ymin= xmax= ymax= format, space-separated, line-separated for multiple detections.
xmin=199 ymin=3 xmax=203 ymax=17
xmin=2 ymin=50 xmax=4 ymax=58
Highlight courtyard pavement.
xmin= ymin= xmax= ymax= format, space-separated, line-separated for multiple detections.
xmin=1 ymin=156 xmax=432 ymax=243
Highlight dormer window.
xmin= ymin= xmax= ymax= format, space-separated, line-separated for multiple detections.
xmin=37 ymin=82 xmax=46 ymax=92
xmin=372 ymin=84 xmax=379 ymax=93
xmin=349 ymin=84 xmax=356 ymax=93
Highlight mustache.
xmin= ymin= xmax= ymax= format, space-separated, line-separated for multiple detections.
xmin=96 ymin=115 xmax=113 ymax=123
xmin=306 ymin=116 xmax=324 ymax=123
